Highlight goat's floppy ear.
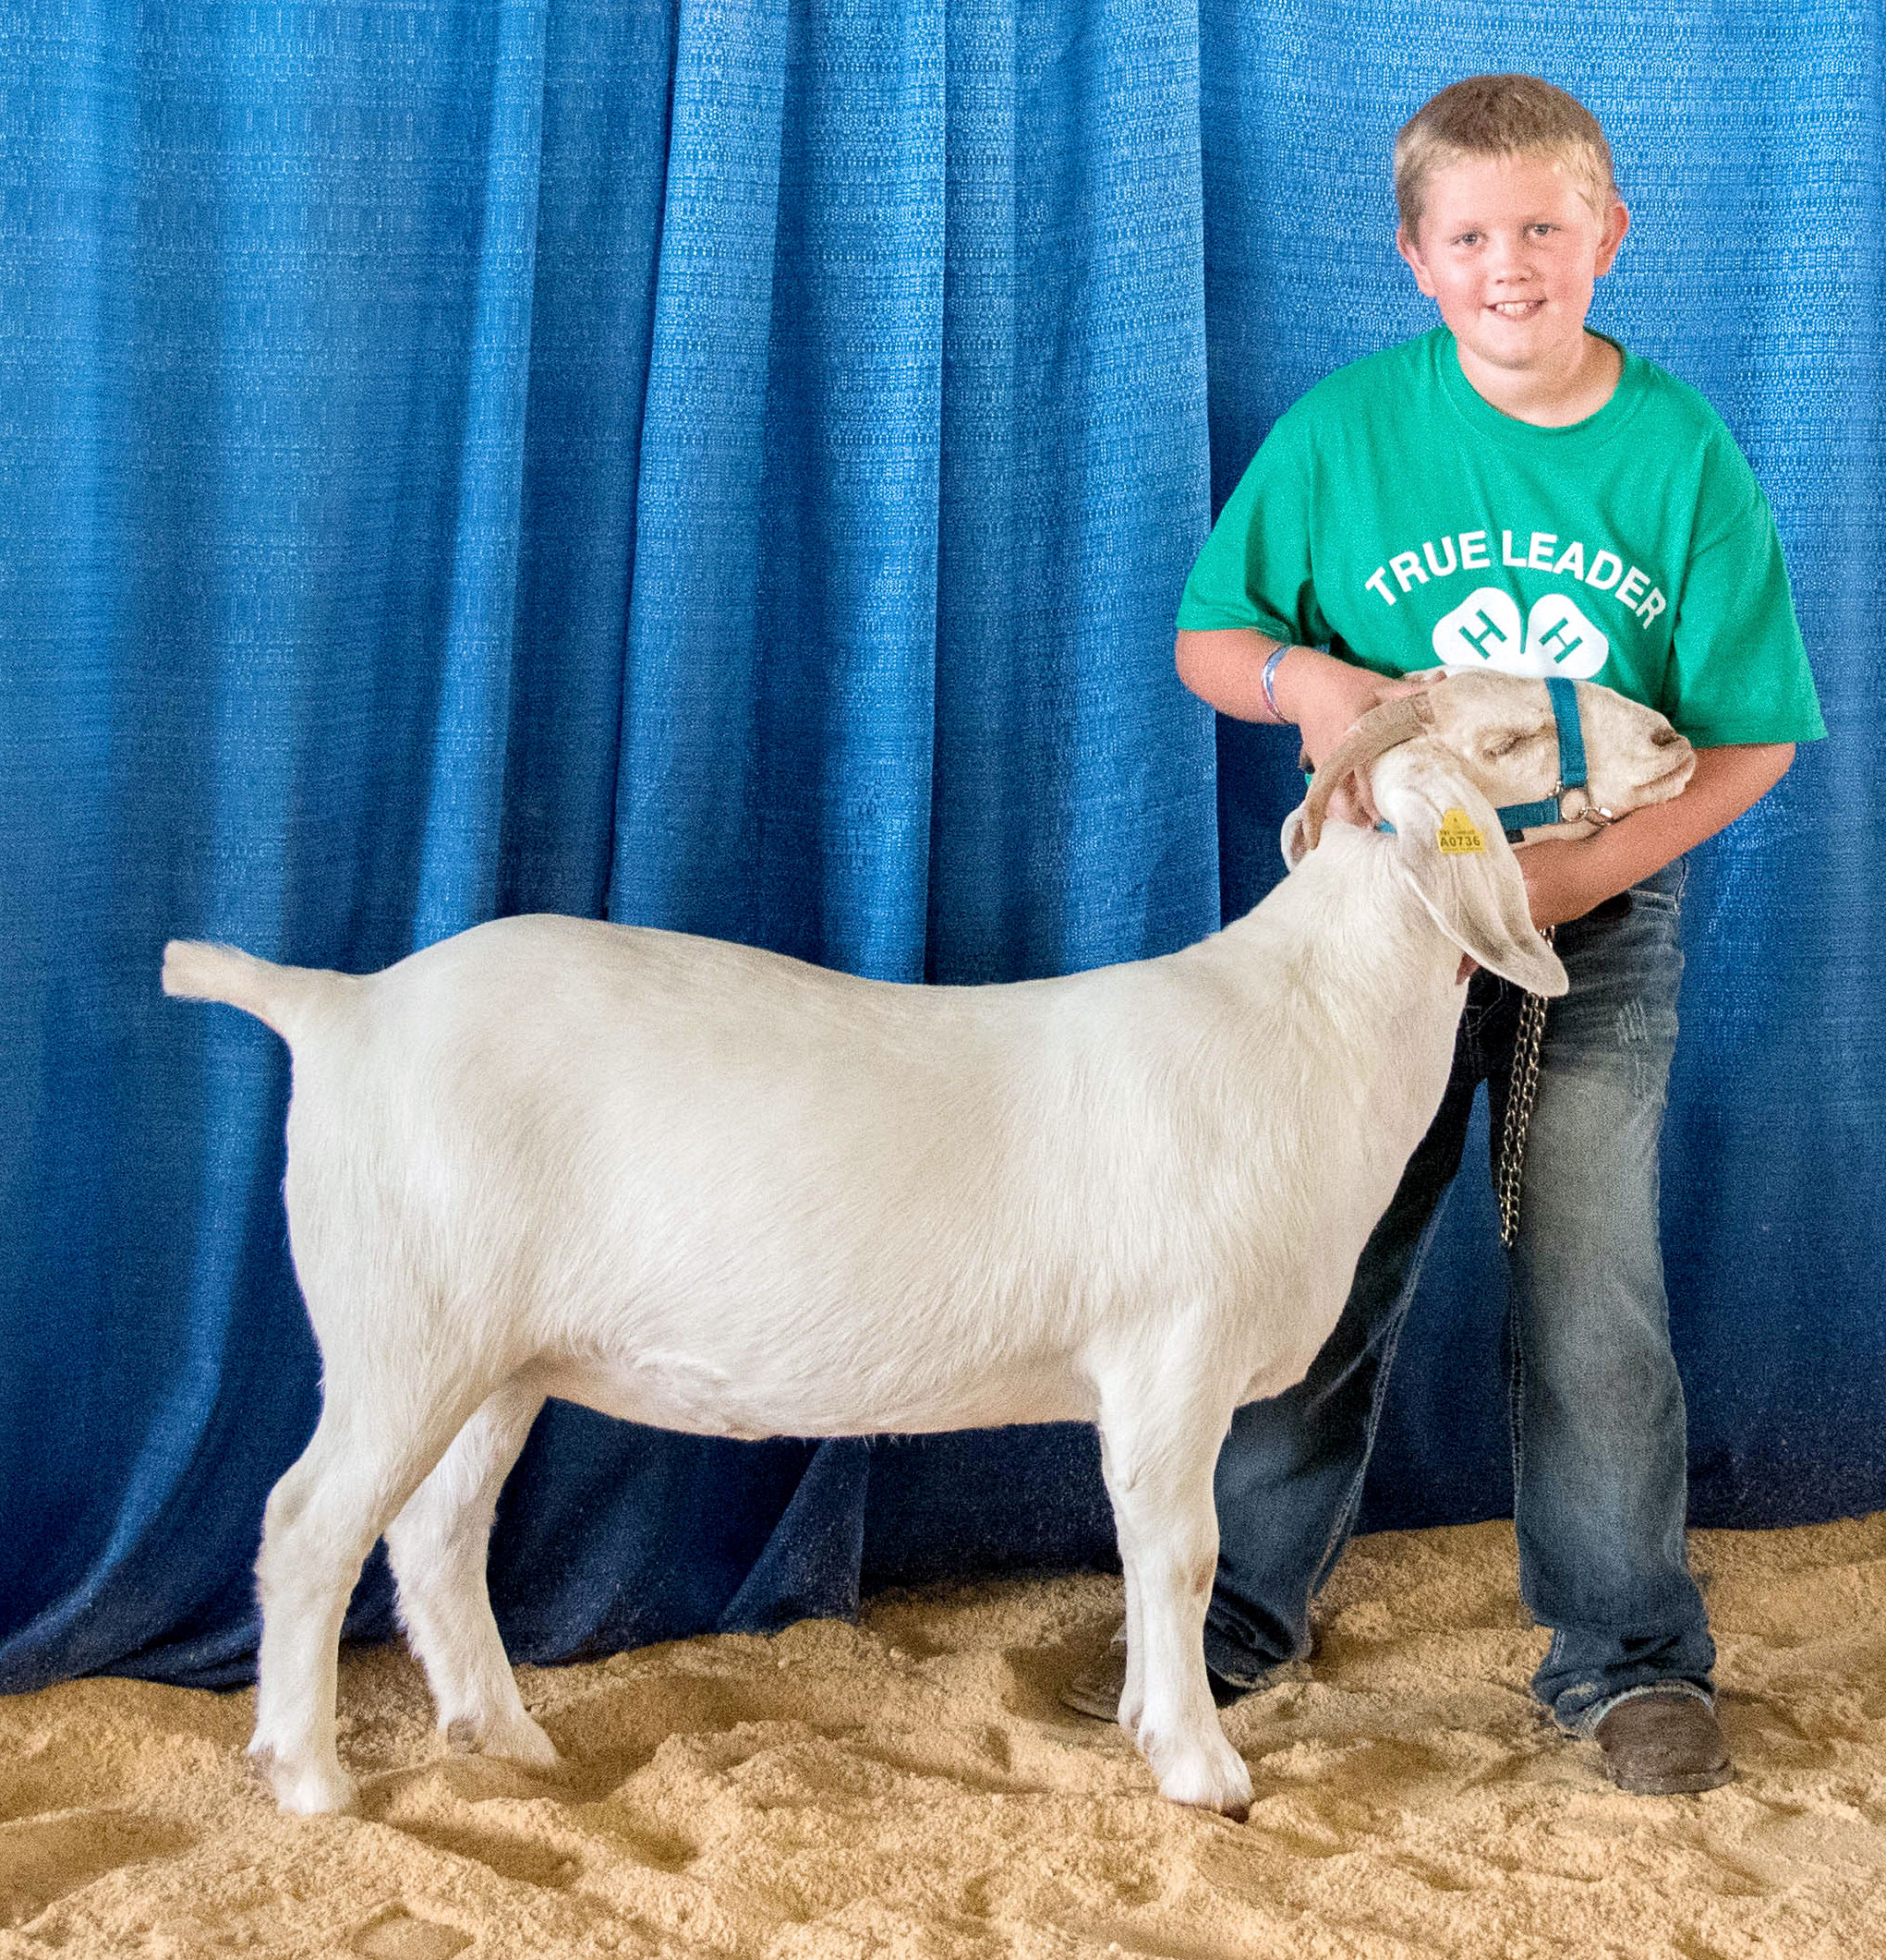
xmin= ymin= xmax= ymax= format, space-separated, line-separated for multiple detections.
xmin=1374 ymin=752 xmax=1568 ymax=997
xmin=1280 ymin=804 xmax=1312 ymax=869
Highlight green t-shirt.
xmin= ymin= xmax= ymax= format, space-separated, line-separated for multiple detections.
xmin=1178 ymin=328 xmax=1825 ymax=748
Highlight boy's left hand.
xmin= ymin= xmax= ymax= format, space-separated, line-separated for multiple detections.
xmin=1517 ymin=837 xmax=1617 ymax=929
xmin=1452 ymin=838 xmax=1611 ymax=981
xmin=1513 ymin=741 xmax=1795 ymax=934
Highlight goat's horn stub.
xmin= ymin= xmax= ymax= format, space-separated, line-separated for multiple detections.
xmin=1299 ymin=692 xmax=1435 ymax=853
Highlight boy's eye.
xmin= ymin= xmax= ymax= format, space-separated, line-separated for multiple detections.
xmin=1454 ymin=231 xmax=1481 ymax=246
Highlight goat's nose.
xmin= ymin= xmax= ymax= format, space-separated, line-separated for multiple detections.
xmin=1651 ymin=725 xmax=1685 ymax=746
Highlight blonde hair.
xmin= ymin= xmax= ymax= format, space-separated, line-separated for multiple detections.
xmin=1395 ymin=75 xmax=1619 ymax=235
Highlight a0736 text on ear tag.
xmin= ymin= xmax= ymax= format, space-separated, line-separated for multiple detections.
xmin=1438 ymin=808 xmax=1487 ymax=854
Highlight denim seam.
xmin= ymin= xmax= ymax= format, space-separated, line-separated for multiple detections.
xmin=1570 ymin=1676 xmax=1713 ymax=1738
xmin=1505 ymin=1283 xmax=1528 ymax=1542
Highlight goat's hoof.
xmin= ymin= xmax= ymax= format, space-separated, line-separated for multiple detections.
xmin=444 ymin=1708 xmax=560 ymax=1771
xmin=1146 ymin=1731 xmax=1253 ymax=1821
xmin=249 ymin=1742 xmax=357 ymax=1816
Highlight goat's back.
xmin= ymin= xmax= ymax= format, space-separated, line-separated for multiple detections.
xmin=267 ymin=913 xmax=1360 ymax=1431
xmin=180 ymin=882 xmax=1460 ymax=1439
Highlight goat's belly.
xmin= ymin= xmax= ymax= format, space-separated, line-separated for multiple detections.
xmin=530 ymin=1349 xmax=1095 ymax=1442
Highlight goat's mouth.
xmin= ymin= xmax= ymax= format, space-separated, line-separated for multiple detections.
xmin=1638 ymin=755 xmax=1697 ymax=801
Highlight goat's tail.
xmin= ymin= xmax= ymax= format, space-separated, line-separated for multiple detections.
xmin=162 ymin=939 xmax=348 ymax=1045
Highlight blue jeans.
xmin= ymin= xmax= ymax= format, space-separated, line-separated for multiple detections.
xmin=1204 ymin=859 xmax=1714 ymax=1733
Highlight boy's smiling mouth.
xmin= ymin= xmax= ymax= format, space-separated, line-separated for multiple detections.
xmin=1490 ymin=298 xmax=1546 ymax=319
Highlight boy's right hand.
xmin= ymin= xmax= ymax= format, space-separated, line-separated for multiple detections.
xmin=1173 ymin=631 xmax=1444 ymax=827
xmin=1269 ymin=647 xmax=1444 ymax=827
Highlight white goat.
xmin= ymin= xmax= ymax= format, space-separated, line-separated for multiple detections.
xmin=163 ymin=671 xmax=1692 ymax=1821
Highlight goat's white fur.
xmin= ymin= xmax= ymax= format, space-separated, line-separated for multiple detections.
xmin=163 ymin=673 xmax=1691 ymax=1821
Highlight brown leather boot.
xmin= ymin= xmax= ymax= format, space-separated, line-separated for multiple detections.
xmin=1059 ymin=1645 xmax=1129 ymax=1721
xmin=1591 ymin=1691 xmax=1733 ymax=1795
xmin=1059 ymin=1629 xmax=1275 ymax=1721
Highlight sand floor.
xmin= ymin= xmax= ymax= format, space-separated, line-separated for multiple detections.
xmin=3 ymin=1514 xmax=1884 ymax=1958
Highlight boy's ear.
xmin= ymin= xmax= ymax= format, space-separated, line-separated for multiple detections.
xmin=1374 ymin=753 xmax=1567 ymax=998
xmin=1396 ymin=222 xmax=1437 ymax=298
xmin=1594 ymin=198 xmax=1631 ymax=275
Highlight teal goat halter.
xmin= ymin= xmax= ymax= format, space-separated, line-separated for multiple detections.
xmin=1492 ymin=675 xmax=1615 ymax=841
xmin=1347 ymin=676 xmax=1616 ymax=843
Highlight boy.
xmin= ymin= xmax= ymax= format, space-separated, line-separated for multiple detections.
xmin=1067 ymin=75 xmax=1823 ymax=1794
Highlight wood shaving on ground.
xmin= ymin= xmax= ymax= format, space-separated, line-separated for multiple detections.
xmin=3 ymin=1514 xmax=1883 ymax=1959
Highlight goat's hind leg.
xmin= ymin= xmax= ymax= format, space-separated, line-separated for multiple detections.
xmin=249 ymin=1381 xmax=469 ymax=1815
xmin=1097 ymin=1374 xmax=1252 ymax=1820
xmin=383 ymin=1378 xmax=557 ymax=1771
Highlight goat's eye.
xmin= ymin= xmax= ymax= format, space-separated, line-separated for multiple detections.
xmin=1486 ymin=728 xmax=1550 ymax=760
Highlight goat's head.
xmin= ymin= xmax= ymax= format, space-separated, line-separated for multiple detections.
xmin=1414 ymin=671 xmax=1695 ymax=836
xmin=1281 ymin=673 xmax=1697 ymax=997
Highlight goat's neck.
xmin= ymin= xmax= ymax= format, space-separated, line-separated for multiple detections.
xmin=1218 ymin=832 xmax=1462 ymax=1022
xmin=1186 ymin=833 xmax=1469 ymax=1306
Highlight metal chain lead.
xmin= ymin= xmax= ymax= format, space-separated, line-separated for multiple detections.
xmin=1496 ymin=926 xmax=1555 ymax=1251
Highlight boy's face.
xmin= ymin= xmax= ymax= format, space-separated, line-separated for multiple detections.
xmin=1396 ymin=152 xmax=1628 ymax=378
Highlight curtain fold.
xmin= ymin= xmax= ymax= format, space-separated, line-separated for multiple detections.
xmin=412 ymin=0 xmax=550 ymax=943
xmin=1 ymin=0 xmax=1879 ymax=1696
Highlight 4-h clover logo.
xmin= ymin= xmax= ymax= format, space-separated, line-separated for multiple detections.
xmin=1431 ymin=587 xmax=1610 ymax=678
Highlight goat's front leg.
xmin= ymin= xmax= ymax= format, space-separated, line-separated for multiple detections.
xmin=1097 ymin=1375 xmax=1251 ymax=1821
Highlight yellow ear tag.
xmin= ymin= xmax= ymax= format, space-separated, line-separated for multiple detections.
xmin=1437 ymin=808 xmax=1486 ymax=855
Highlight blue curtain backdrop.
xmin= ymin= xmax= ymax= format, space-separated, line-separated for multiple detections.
xmin=1 ymin=0 xmax=1879 ymax=1693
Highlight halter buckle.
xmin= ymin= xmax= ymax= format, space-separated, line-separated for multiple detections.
xmin=1556 ymin=783 xmax=1617 ymax=829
